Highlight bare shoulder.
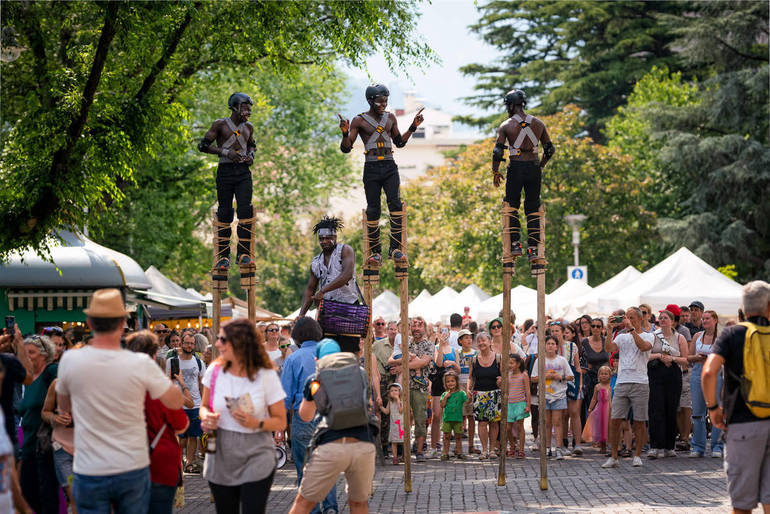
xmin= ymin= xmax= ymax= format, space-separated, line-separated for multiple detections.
xmin=341 ymin=243 xmax=356 ymax=256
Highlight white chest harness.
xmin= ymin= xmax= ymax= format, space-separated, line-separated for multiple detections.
xmin=359 ymin=112 xmax=394 ymax=161
xmin=510 ymin=114 xmax=538 ymax=156
xmin=219 ymin=118 xmax=250 ymax=163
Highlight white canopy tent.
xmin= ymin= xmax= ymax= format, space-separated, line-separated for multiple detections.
xmin=599 ymin=247 xmax=743 ymax=317
xmin=408 ymin=289 xmax=433 ymax=316
xmin=372 ymin=290 xmax=400 ymax=320
xmin=416 ymin=286 xmax=460 ymax=323
xmin=476 ymin=285 xmax=538 ymax=325
xmin=456 ymin=284 xmax=491 ymax=319
xmin=558 ymin=266 xmax=642 ymax=320
xmin=546 ymin=278 xmax=594 ymax=318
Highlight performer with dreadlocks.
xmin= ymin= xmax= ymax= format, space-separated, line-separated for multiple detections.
xmin=299 ymin=216 xmax=362 ymax=352
xmin=338 ymin=84 xmax=425 ymax=267
xmin=492 ymin=89 xmax=555 ymax=262
xmin=198 ymin=92 xmax=257 ymax=271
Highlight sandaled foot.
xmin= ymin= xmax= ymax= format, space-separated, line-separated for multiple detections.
xmin=366 ymin=253 xmax=382 ymax=267
xmin=215 ymin=257 xmax=230 ymax=271
xmin=511 ymin=241 xmax=523 ymax=257
xmin=237 ymin=254 xmax=253 ymax=266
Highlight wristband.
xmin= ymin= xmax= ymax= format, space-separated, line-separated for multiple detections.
xmin=342 ymin=131 xmax=349 ymax=138
xmin=409 ymin=124 xmax=417 ymax=132
xmin=258 ymin=420 xmax=264 ymax=430
xmin=707 ymin=404 xmax=719 ymax=411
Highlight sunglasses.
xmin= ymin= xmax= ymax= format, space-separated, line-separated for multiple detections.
xmin=154 ymin=329 xmax=170 ymax=333
xmin=592 ymin=324 xmax=603 ymax=328
xmin=266 ymin=328 xmax=279 ymax=333
xmin=279 ymin=343 xmax=291 ymax=349
xmin=641 ymin=311 xmax=649 ymax=315
xmin=548 ymin=321 xmax=563 ymax=326
xmin=217 ymin=336 xmax=226 ymax=342
xmin=374 ymin=322 xmax=385 ymax=326
xmin=490 ymin=324 xmax=502 ymax=330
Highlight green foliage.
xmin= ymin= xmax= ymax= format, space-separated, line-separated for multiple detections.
xmin=459 ymin=1 xmax=688 ymax=138
xmin=401 ymin=105 xmax=658 ymax=295
xmin=0 ymin=0 xmax=435 ymax=259
xmin=718 ymin=264 xmax=738 ymax=281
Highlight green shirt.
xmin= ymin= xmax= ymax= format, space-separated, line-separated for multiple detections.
xmin=18 ymin=362 xmax=57 ymax=460
xmin=440 ymin=389 xmax=468 ymax=423
xmin=372 ymin=337 xmax=393 ymax=377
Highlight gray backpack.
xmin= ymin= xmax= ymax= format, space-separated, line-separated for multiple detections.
xmin=313 ymin=353 xmax=369 ymax=430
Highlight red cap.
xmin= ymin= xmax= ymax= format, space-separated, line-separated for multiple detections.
xmin=663 ymin=304 xmax=681 ymax=317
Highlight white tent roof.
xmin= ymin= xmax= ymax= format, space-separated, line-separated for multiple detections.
xmin=547 ymin=279 xmax=594 ymax=318
xmin=417 ymin=286 xmax=460 ymax=323
xmin=599 ymin=247 xmax=743 ymax=317
xmin=372 ymin=290 xmax=400 ymax=320
xmin=288 ymin=307 xmax=317 ymax=319
xmin=456 ymin=284 xmax=491 ymax=313
xmin=408 ymin=289 xmax=433 ymax=315
xmin=558 ymin=266 xmax=642 ymax=320
xmin=476 ymin=285 xmax=538 ymax=325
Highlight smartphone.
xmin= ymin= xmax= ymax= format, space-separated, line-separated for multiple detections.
xmin=441 ymin=328 xmax=449 ymax=336
xmin=4 ymin=316 xmax=14 ymax=333
xmin=170 ymin=358 xmax=180 ymax=379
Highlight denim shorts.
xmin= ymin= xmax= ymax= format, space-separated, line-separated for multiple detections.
xmin=53 ymin=448 xmax=74 ymax=487
xmin=545 ymin=398 xmax=567 ymax=410
xmin=181 ymin=408 xmax=202 ymax=438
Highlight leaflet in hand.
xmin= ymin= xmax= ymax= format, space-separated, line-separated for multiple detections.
xmin=224 ymin=393 xmax=255 ymax=416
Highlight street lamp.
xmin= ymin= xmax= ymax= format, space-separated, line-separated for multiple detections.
xmin=564 ymin=214 xmax=587 ymax=267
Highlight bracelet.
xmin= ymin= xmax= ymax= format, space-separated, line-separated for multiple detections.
xmin=258 ymin=419 xmax=264 ymax=430
xmin=408 ymin=124 xmax=417 ymax=132
xmin=707 ymin=404 xmax=719 ymax=411
xmin=342 ymin=131 xmax=349 ymax=138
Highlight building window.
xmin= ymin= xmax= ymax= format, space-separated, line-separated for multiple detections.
xmin=412 ymin=128 xmax=426 ymax=138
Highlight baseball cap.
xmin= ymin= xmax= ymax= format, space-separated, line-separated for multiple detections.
xmin=316 ymin=338 xmax=341 ymax=359
xmin=689 ymin=301 xmax=705 ymax=311
xmin=457 ymin=329 xmax=472 ymax=339
xmin=663 ymin=304 xmax=682 ymax=317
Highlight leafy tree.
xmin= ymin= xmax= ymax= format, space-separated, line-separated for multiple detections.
xmin=0 ymin=1 xmax=435 ymax=259
xmin=401 ymin=105 xmax=658 ymax=294
xmin=458 ymin=1 xmax=688 ymax=139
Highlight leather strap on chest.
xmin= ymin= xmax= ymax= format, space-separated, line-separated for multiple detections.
xmin=359 ymin=112 xmax=393 ymax=160
xmin=510 ymin=114 xmax=539 ymax=156
xmin=219 ymin=118 xmax=250 ymax=162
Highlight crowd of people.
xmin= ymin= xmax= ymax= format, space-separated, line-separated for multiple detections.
xmin=0 ymin=280 xmax=768 ymax=513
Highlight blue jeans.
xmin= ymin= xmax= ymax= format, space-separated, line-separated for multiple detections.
xmin=148 ymin=483 xmax=176 ymax=514
xmin=73 ymin=467 xmax=151 ymax=514
xmin=690 ymin=363 xmax=723 ymax=454
xmin=292 ymin=412 xmax=338 ymax=514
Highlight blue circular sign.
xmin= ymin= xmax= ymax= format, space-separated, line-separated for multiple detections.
xmin=571 ymin=268 xmax=584 ymax=279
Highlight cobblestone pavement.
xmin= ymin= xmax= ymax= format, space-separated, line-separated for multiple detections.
xmin=178 ymin=445 xmax=730 ymax=513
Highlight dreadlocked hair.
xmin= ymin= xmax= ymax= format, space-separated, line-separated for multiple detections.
xmin=312 ymin=216 xmax=343 ymax=234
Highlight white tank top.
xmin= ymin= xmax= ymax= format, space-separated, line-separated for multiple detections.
xmin=310 ymin=244 xmax=359 ymax=304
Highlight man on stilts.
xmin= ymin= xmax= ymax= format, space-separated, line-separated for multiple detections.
xmin=338 ymin=84 xmax=424 ymax=267
xmin=197 ymin=92 xmax=256 ymax=271
xmin=299 ymin=216 xmax=363 ymax=354
xmin=492 ymin=89 xmax=555 ymax=262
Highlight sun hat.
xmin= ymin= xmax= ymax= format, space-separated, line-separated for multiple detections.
xmin=83 ymin=288 xmax=128 ymax=317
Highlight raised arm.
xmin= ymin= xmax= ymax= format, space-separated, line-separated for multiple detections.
xmin=338 ymin=114 xmax=360 ymax=153
xmin=389 ymin=108 xmax=424 ymax=148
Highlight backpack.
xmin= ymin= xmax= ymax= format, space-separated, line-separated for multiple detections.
xmin=734 ymin=322 xmax=770 ymax=418
xmin=168 ymin=350 xmax=203 ymax=373
xmin=313 ymin=352 xmax=369 ymax=430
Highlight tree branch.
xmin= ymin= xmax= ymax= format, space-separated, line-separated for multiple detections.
xmin=135 ymin=3 xmax=200 ymax=104
xmin=19 ymin=2 xmax=52 ymax=108
xmin=714 ymin=35 xmax=769 ymax=62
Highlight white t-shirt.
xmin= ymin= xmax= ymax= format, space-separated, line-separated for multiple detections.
xmin=0 ymin=410 xmax=12 ymax=514
xmin=393 ymin=333 xmax=402 ymax=357
xmin=267 ymin=349 xmax=282 ymax=365
xmin=202 ymin=365 xmax=285 ymax=434
xmin=614 ymin=331 xmax=654 ymax=385
xmin=166 ymin=355 xmax=206 ymax=408
xmin=56 ymin=347 xmax=172 ymax=475
xmin=525 ymin=333 xmax=538 ymax=355
xmin=531 ymin=355 xmax=573 ymax=402
xmin=448 ymin=330 xmax=460 ymax=350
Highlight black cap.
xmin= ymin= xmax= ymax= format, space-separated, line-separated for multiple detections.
xmin=689 ymin=301 xmax=705 ymax=311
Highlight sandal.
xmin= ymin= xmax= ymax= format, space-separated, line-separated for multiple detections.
xmin=517 ymin=450 xmax=525 ymax=459
xmin=184 ymin=463 xmax=195 ymax=474
xmin=366 ymin=253 xmax=382 ymax=267
xmin=479 ymin=453 xmax=487 ymax=460
xmin=215 ymin=257 xmax=230 ymax=271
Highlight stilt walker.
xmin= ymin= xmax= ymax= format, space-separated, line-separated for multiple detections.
xmin=198 ymin=93 xmax=258 ymax=347
xmin=490 ymin=87 xmax=554 ymax=490
xmin=497 ymin=201 xmax=516 ymax=485
xmin=394 ymin=204 xmax=412 ymax=493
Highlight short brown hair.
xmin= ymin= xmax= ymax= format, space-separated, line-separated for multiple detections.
xmin=126 ymin=330 xmax=159 ymax=358
xmin=221 ymin=319 xmax=273 ymax=380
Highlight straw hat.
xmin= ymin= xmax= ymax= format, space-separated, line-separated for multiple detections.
xmin=83 ymin=288 xmax=128 ymax=317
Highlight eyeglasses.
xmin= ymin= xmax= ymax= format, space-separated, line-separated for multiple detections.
xmin=266 ymin=328 xmax=279 ymax=333
xmin=591 ymin=324 xmax=603 ymax=328
xmin=490 ymin=324 xmax=502 ymax=330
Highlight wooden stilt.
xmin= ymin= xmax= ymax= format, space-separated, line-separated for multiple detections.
xmin=498 ymin=201 xmax=515 ymax=485
xmin=237 ymin=206 xmax=257 ymax=324
xmin=395 ymin=203 xmax=411 ymax=493
xmin=211 ymin=214 xmax=231 ymax=357
xmin=361 ymin=209 xmax=376 ymax=383
xmin=534 ymin=205 xmax=548 ymax=490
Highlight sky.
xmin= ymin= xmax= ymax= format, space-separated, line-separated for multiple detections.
xmin=342 ymin=0 xmax=501 ymax=134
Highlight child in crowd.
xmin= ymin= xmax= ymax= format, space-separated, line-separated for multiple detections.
xmin=379 ymin=383 xmax=404 ymax=465
xmin=440 ymin=371 xmax=467 ymax=460
xmin=584 ymin=365 xmax=612 ymax=454
xmin=506 ymin=354 xmax=530 ymax=459
xmin=457 ymin=329 xmax=478 ymax=453
xmin=531 ymin=336 xmax=573 ymax=460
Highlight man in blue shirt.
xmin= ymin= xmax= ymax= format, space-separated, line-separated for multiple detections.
xmin=281 ymin=317 xmax=338 ymax=514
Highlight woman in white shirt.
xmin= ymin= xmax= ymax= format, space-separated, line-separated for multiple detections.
xmin=200 ymin=319 xmax=287 ymax=514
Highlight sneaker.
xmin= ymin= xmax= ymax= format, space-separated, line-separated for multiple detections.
xmin=511 ymin=241 xmax=523 ymax=257
xmin=531 ymin=439 xmax=540 ymax=451
xmin=555 ymin=448 xmax=565 ymax=460
xmin=561 ymin=447 xmax=572 ymax=457
xmin=440 ymin=454 xmax=449 ymax=461
xmin=688 ymin=450 xmax=704 ymax=458
xmin=366 ymin=253 xmax=382 ymax=266
xmin=323 ymin=509 xmax=339 ymax=514
xmin=527 ymin=247 xmax=539 ymax=262
xmin=664 ymin=449 xmax=677 ymax=458
xmin=425 ymin=449 xmax=438 ymax=459
xmin=237 ymin=254 xmax=253 ymax=266
xmin=601 ymin=457 xmax=619 ymax=468
xmin=571 ymin=446 xmax=584 ymax=456
xmin=391 ymin=249 xmax=407 ymax=263
xmin=632 ymin=456 xmax=643 ymax=467
xmin=646 ymin=449 xmax=659 ymax=459
xmin=415 ymin=453 xmax=425 ymax=462
xmin=711 ymin=450 xmax=723 ymax=459
xmin=215 ymin=257 xmax=230 ymax=271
